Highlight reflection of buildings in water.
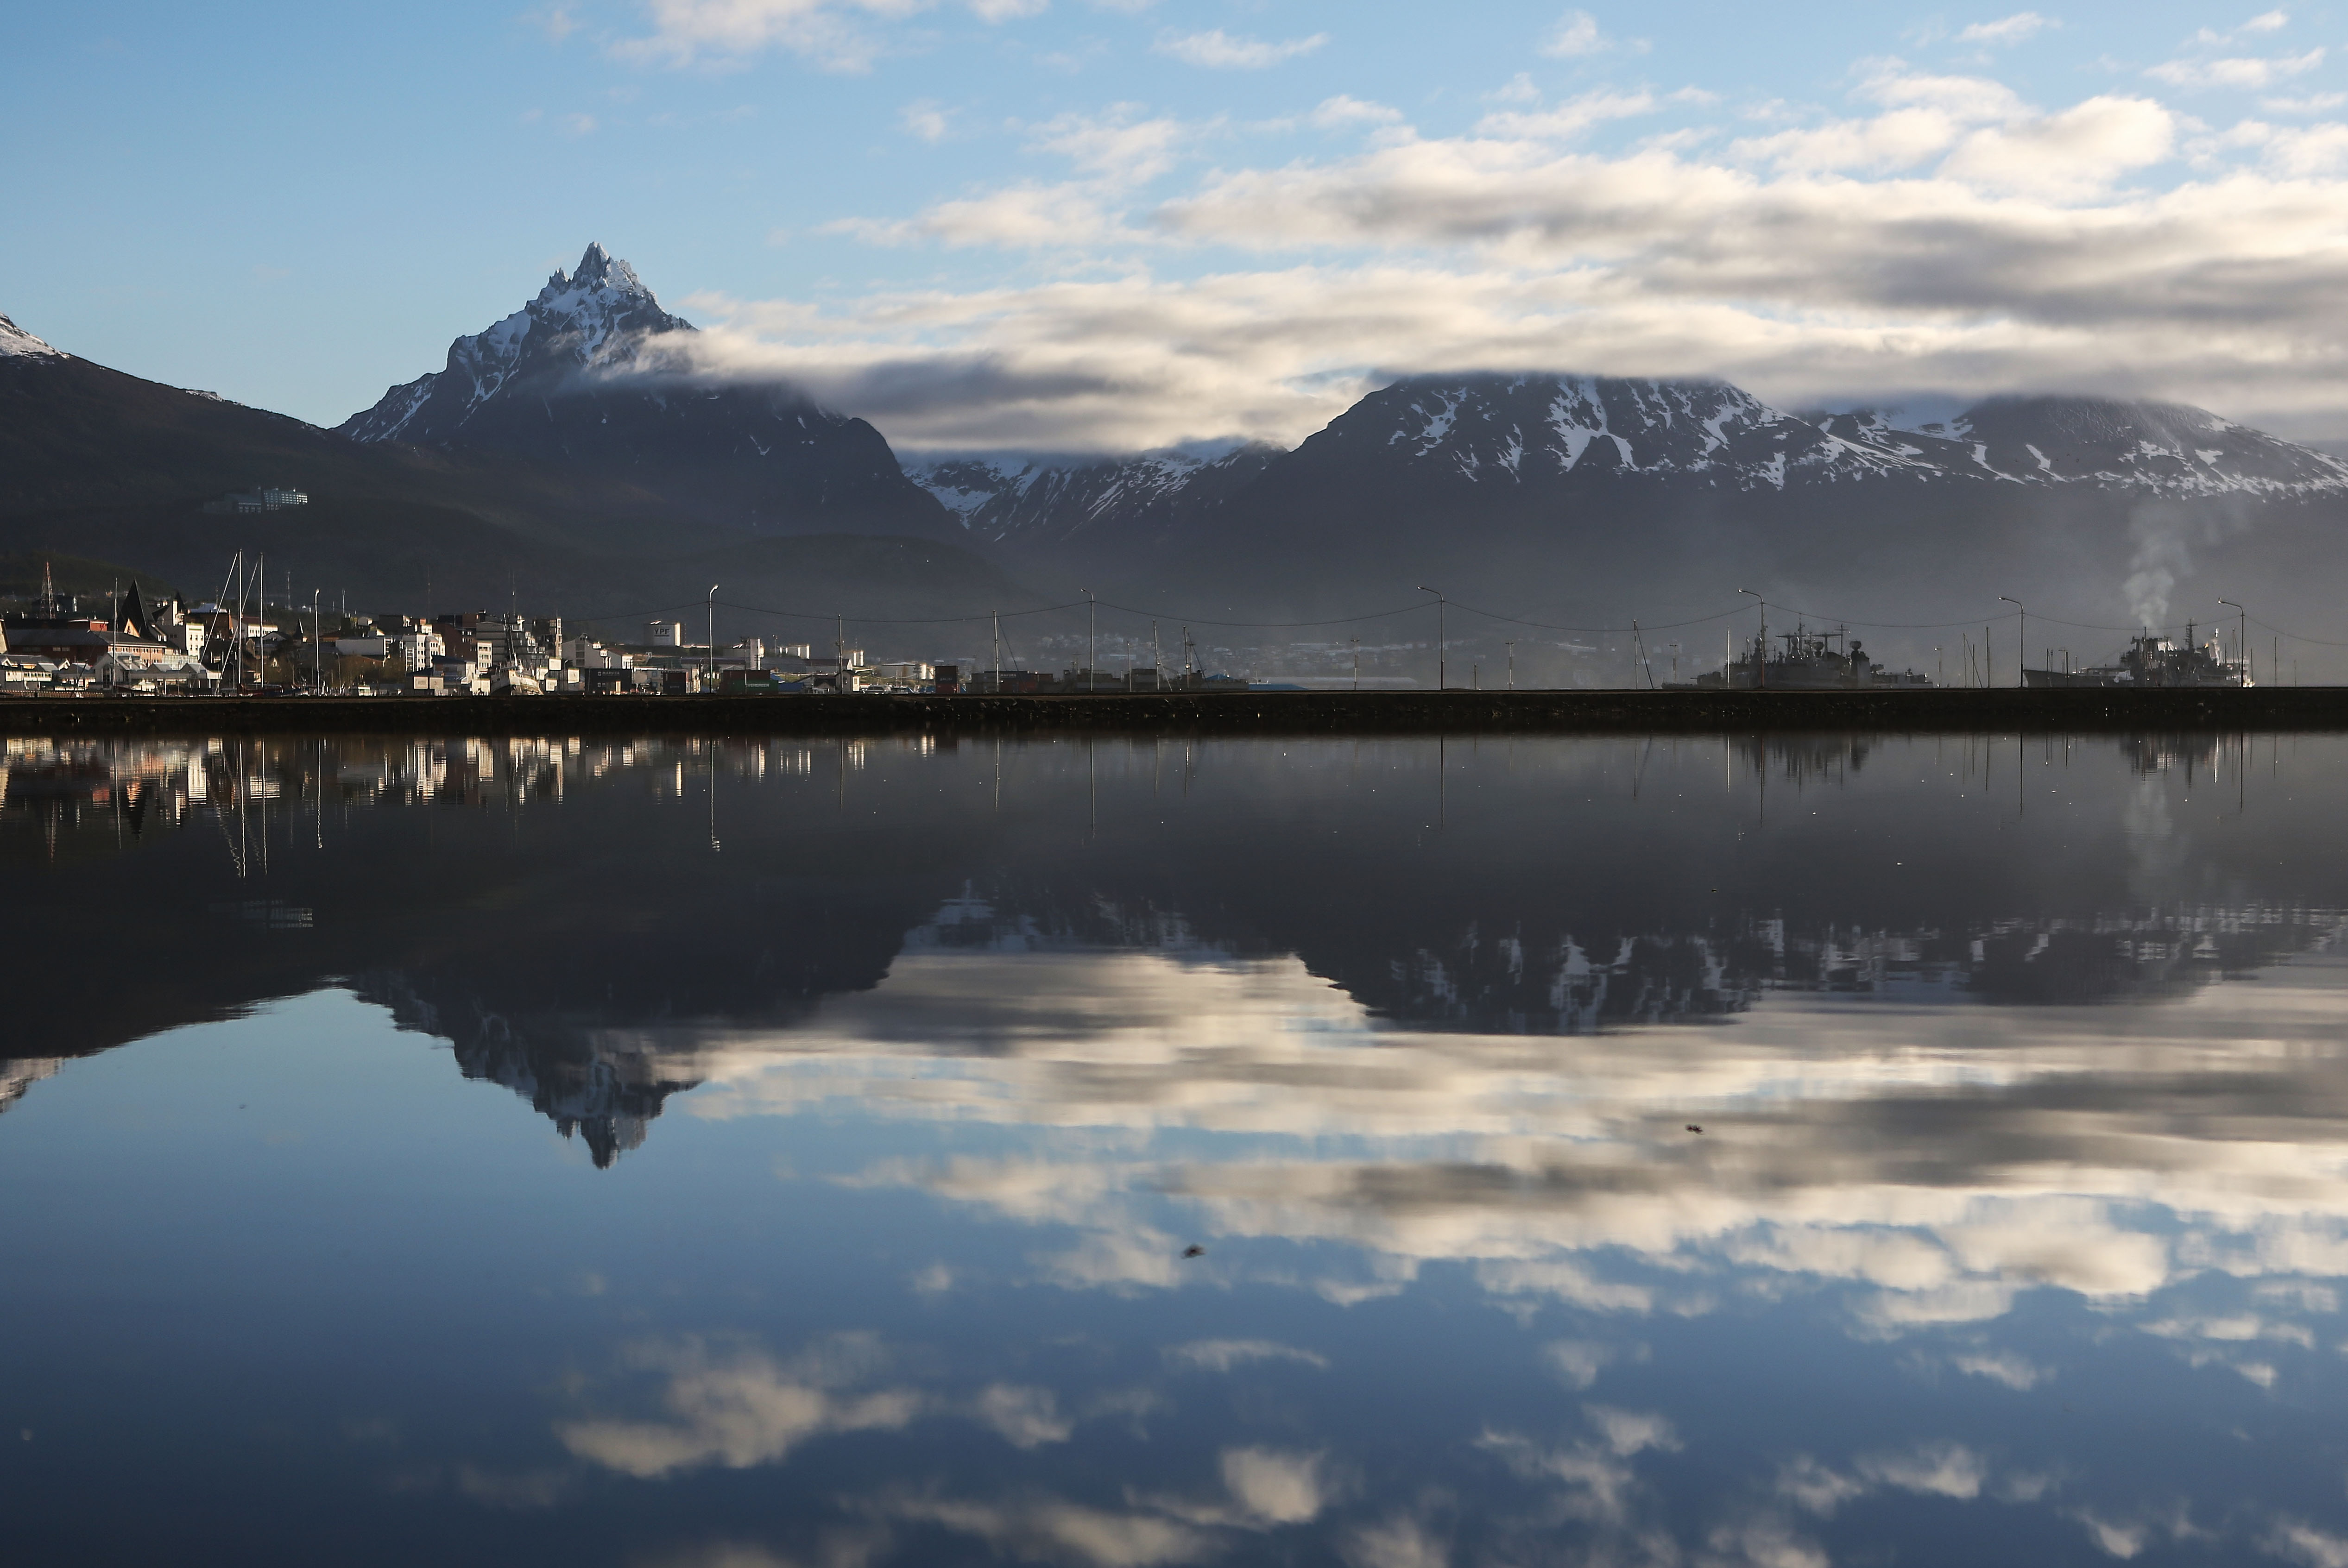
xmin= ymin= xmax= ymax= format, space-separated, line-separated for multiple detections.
xmin=1735 ymin=732 xmax=1874 ymax=787
xmin=0 ymin=737 xmax=208 ymax=843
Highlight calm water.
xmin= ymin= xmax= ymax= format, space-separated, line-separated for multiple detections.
xmin=6 ymin=730 xmax=2348 ymax=1567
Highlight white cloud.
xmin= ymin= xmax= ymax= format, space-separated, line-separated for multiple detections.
xmin=1340 ymin=1515 xmax=1449 ymax=1568
xmin=1857 ymin=1440 xmax=1988 ymax=1499
xmin=1476 ymin=88 xmax=1660 ymax=143
xmin=525 ymin=5 xmax=580 ymax=42
xmin=1540 ymin=9 xmax=1644 ymax=59
xmin=1032 ymin=104 xmax=1193 ymax=183
xmin=1957 ymin=12 xmax=2052 ymax=46
xmin=885 ymin=1495 xmax=1216 ymax=1567
xmin=1218 ymin=1447 xmax=1329 ymax=1524
xmin=1540 ymin=1339 xmax=1617 ymax=1389
xmin=618 ymin=0 xmax=1041 ymax=70
xmin=973 ymin=1383 xmax=1075 ymax=1447
xmin=1951 ymin=1350 xmax=2047 ymax=1389
xmin=2266 ymin=1519 xmax=2348 ymax=1568
xmin=902 ymin=98 xmax=951 ymax=141
xmin=2148 ymin=47 xmax=2325 ymax=90
xmin=1311 ymin=95 xmax=1406 ymax=131
xmin=558 ymin=1337 xmax=923 ymax=1478
xmin=1165 ymin=1338 xmax=1330 ymax=1372
xmin=1153 ymin=29 xmax=1327 ymax=70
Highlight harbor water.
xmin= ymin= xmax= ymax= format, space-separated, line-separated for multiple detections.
xmin=6 ymin=730 xmax=2348 ymax=1566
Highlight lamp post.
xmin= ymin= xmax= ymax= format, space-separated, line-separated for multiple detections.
xmin=1080 ymin=588 xmax=1096 ymax=692
xmin=1738 ymin=589 xmax=1765 ymax=689
xmin=1419 ymin=586 xmax=1445 ymax=690
xmin=2000 ymin=597 xmax=2023 ymax=687
xmin=1505 ymin=639 xmax=1516 ymax=690
xmin=2219 ymin=600 xmax=2247 ymax=683
xmin=706 ymin=584 xmax=720 ymax=681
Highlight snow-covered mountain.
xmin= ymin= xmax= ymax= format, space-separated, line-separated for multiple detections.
xmin=341 ymin=244 xmax=694 ymax=445
xmin=0 ymin=313 xmax=62 ymax=360
xmin=910 ymin=375 xmax=2348 ymax=576
xmin=339 ymin=243 xmax=948 ymax=537
xmin=907 ymin=443 xmax=1281 ymax=549
xmin=1813 ymin=395 xmax=2348 ymax=498
xmin=1309 ymin=375 xmax=2348 ymax=498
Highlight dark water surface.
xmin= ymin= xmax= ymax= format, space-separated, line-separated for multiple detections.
xmin=6 ymin=730 xmax=2348 ymax=1568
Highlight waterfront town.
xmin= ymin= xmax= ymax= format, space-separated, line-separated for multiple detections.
xmin=0 ymin=562 xmax=1262 ymax=698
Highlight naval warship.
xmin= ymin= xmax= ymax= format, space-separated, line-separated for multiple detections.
xmin=1682 ymin=624 xmax=1935 ymax=690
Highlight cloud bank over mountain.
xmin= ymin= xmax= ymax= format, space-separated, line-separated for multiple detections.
xmin=641 ymin=28 xmax=2348 ymax=453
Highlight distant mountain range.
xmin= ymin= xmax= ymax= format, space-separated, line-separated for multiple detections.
xmin=7 ymin=245 xmax=2348 ymax=661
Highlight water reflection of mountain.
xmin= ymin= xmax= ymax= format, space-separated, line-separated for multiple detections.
xmin=3 ymin=731 xmax=2342 ymax=1157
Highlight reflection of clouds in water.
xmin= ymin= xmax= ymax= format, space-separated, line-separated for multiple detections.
xmin=656 ymin=951 xmax=2348 ymax=1362
xmin=557 ymin=1334 xmax=923 ymax=1479
xmin=1164 ymin=1338 xmax=1329 ymax=1373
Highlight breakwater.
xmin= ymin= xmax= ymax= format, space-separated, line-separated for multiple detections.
xmin=6 ymin=686 xmax=2348 ymax=736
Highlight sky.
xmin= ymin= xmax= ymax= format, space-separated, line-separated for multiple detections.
xmin=10 ymin=0 xmax=2348 ymax=452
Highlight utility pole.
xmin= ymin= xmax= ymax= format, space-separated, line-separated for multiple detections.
xmin=992 ymin=609 xmax=1001 ymax=691
xmin=836 ymin=612 xmax=846 ymax=693
xmin=1082 ymin=589 xmax=1096 ymax=692
xmin=1419 ymin=586 xmax=1445 ymax=690
xmin=2000 ymin=597 xmax=2024 ymax=686
xmin=1353 ymin=635 xmax=1362 ymax=692
xmin=1153 ymin=620 xmax=1161 ymax=689
xmin=1505 ymin=639 xmax=1515 ymax=690
xmin=1739 ymin=589 xmax=1765 ymax=689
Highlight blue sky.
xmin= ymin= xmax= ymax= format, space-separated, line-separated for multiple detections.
xmin=9 ymin=0 xmax=2348 ymax=448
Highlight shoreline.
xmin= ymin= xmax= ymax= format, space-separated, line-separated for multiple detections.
xmin=5 ymin=687 xmax=2347 ymax=736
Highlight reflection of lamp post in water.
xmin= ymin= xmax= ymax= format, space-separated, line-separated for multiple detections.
xmin=1738 ymin=589 xmax=1765 ymax=688
xmin=2000 ymin=597 xmax=2023 ymax=687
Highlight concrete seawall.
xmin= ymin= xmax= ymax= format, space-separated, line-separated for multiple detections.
xmin=6 ymin=687 xmax=2348 ymax=737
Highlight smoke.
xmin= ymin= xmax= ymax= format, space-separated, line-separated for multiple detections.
xmin=2123 ymin=496 xmax=2266 ymax=629
xmin=2122 ymin=504 xmax=2191 ymax=628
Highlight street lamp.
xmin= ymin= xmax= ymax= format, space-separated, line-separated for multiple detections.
xmin=706 ymin=584 xmax=720 ymax=681
xmin=1080 ymin=588 xmax=1096 ymax=692
xmin=1999 ymin=597 xmax=2023 ymax=688
xmin=1419 ymin=586 xmax=1445 ymax=690
xmin=1738 ymin=589 xmax=1765 ymax=689
xmin=2219 ymin=600 xmax=2247 ymax=683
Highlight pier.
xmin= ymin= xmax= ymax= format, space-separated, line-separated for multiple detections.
xmin=6 ymin=686 xmax=2348 ymax=737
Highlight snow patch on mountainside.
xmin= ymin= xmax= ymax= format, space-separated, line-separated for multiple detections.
xmin=0 ymin=313 xmax=63 ymax=359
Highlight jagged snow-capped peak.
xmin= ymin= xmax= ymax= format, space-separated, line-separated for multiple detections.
xmin=341 ymin=242 xmax=698 ymax=443
xmin=0 ymin=312 xmax=63 ymax=359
